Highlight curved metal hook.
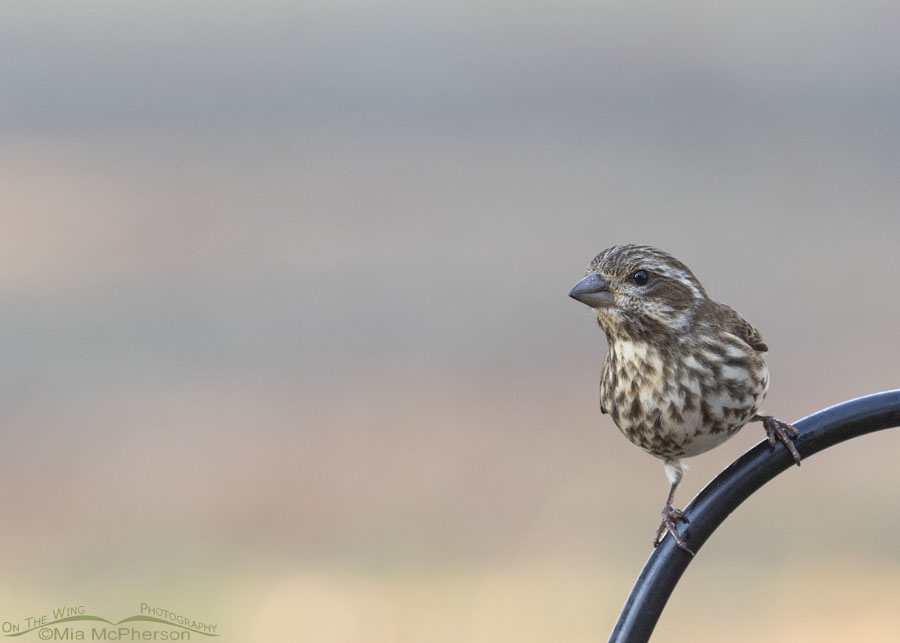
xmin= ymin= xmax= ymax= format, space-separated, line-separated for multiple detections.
xmin=609 ymin=389 xmax=900 ymax=642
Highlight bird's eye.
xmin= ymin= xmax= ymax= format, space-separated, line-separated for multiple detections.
xmin=631 ymin=270 xmax=650 ymax=286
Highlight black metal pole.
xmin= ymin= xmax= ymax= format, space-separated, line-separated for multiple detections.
xmin=609 ymin=389 xmax=900 ymax=643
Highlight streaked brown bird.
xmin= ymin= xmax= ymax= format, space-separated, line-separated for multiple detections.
xmin=569 ymin=244 xmax=800 ymax=554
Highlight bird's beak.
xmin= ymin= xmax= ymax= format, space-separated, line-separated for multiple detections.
xmin=569 ymin=272 xmax=614 ymax=308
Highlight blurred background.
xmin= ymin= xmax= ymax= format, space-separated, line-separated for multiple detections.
xmin=2 ymin=1 xmax=899 ymax=641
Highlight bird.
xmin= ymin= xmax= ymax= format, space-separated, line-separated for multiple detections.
xmin=568 ymin=244 xmax=800 ymax=555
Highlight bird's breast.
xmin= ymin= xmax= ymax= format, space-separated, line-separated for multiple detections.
xmin=600 ymin=337 xmax=769 ymax=459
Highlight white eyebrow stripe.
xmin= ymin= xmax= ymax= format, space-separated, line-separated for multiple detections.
xmin=648 ymin=264 xmax=703 ymax=300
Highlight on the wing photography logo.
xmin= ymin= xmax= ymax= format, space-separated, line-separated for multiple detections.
xmin=2 ymin=603 xmax=218 ymax=640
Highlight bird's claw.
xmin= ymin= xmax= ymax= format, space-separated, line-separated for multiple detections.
xmin=654 ymin=503 xmax=694 ymax=555
xmin=761 ymin=415 xmax=801 ymax=466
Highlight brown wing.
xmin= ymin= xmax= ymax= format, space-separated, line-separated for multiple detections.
xmin=715 ymin=302 xmax=769 ymax=352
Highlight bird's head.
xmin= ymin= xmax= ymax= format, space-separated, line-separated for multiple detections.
xmin=569 ymin=244 xmax=707 ymax=341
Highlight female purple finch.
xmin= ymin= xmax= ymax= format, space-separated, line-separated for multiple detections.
xmin=569 ymin=244 xmax=800 ymax=554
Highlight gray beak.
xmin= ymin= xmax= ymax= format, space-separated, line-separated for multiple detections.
xmin=569 ymin=272 xmax=614 ymax=308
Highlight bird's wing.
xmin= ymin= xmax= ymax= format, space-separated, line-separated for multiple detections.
xmin=716 ymin=303 xmax=769 ymax=352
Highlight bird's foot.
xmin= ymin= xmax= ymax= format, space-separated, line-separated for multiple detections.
xmin=759 ymin=415 xmax=801 ymax=466
xmin=653 ymin=503 xmax=694 ymax=555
